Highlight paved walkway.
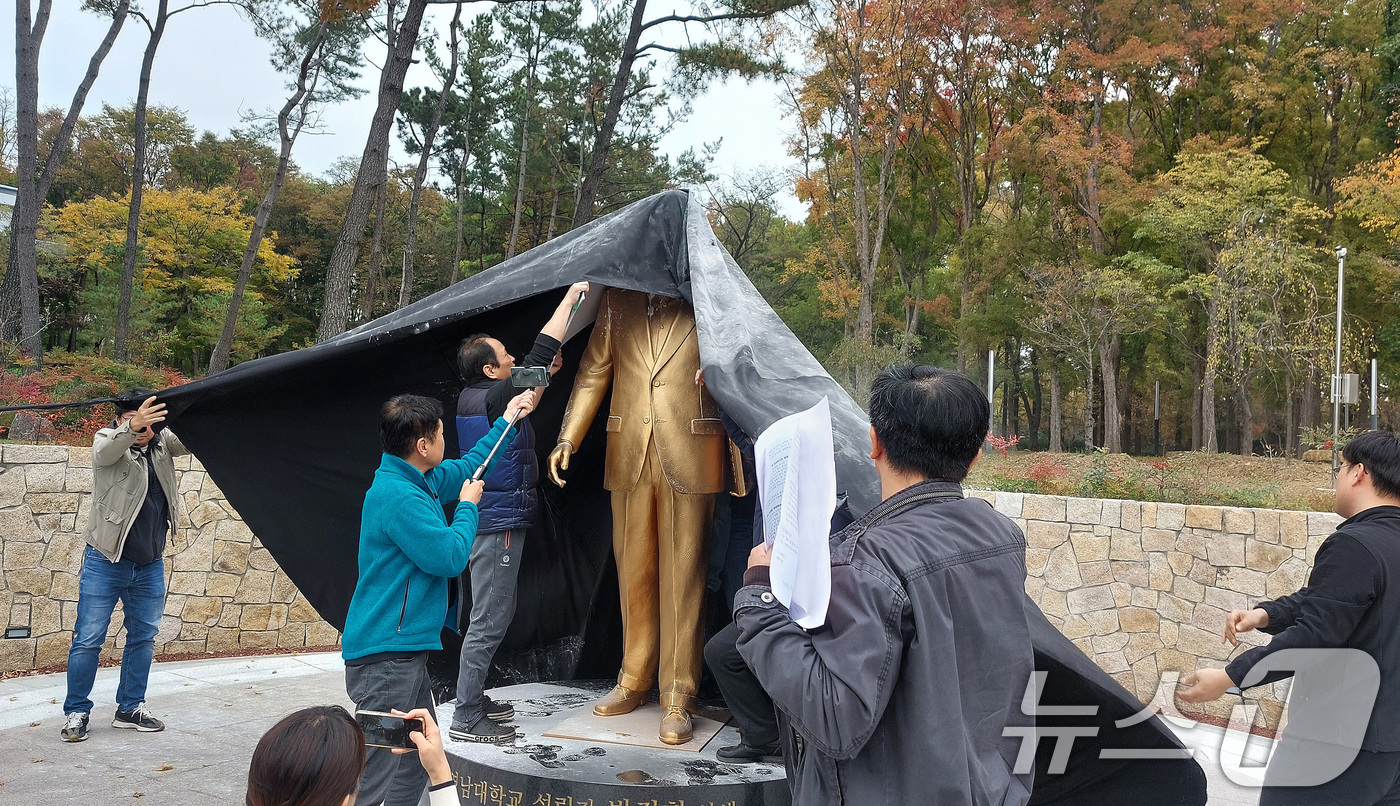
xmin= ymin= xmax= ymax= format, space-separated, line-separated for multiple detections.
xmin=0 ymin=653 xmax=353 ymax=805
xmin=0 ymin=652 xmax=1266 ymax=805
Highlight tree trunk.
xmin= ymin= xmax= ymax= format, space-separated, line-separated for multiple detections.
xmin=1201 ymin=299 xmax=1219 ymax=453
xmin=449 ymin=151 xmax=465 ymax=286
xmin=505 ymin=9 xmax=539 ymax=261
xmin=1008 ymin=342 xmax=1021 ymax=438
xmin=209 ymin=22 xmax=327 ymax=375
xmin=316 ymin=0 xmax=427 ymax=342
xmin=208 ymin=133 xmax=292 ymax=373
xmin=1191 ymin=354 xmax=1204 ymax=450
xmin=1026 ymin=349 xmax=1043 ymax=451
xmin=7 ymin=0 xmax=52 ymax=366
xmin=3 ymin=0 xmax=128 ymax=354
xmin=1085 ymin=78 xmax=1106 ymax=254
xmin=899 ymin=253 xmax=926 ymax=356
xmin=1301 ymin=364 xmax=1320 ymax=458
xmin=115 ymin=0 xmax=171 ymax=362
xmin=1236 ymin=376 xmax=1253 ymax=456
xmin=1099 ymin=331 xmax=1122 ymax=452
xmin=572 ymin=0 xmax=647 ymax=227
xmin=956 ymin=262 xmax=971 ymax=373
xmin=1083 ymin=350 xmax=1096 ymax=453
xmin=477 ymin=183 xmax=487 ymax=275
xmin=362 ymin=179 xmax=388 ymax=322
xmin=1050 ymin=362 xmax=1063 ymax=453
xmin=401 ymin=2 xmax=462 ymax=308
xmin=546 ymin=179 xmax=560 ymax=241
xmin=1117 ymin=342 xmax=1130 ymax=447
xmin=1284 ymin=369 xmax=1297 ymax=458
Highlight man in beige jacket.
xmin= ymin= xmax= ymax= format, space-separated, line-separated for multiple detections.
xmin=62 ymin=391 xmax=188 ymax=743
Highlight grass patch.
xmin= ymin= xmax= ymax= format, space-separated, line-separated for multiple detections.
xmin=967 ymin=450 xmax=1333 ymax=512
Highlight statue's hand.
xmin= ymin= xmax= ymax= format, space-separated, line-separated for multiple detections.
xmin=547 ymin=442 xmax=574 ymax=487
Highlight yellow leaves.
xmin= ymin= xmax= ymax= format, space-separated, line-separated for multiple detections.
xmin=1339 ymin=152 xmax=1400 ymax=246
xmin=816 ymin=277 xmax=858 ymax=319
xmin=319 ymin=0 xmax=379 ymax=22
xmin=45 ymin=187 xmax=298 ymax=287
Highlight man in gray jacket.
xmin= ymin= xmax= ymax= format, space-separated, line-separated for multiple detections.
xmin=62 ymin=391 xmax=188 ymax=742
xmin=735 ymin=365 xmax=1035 ymax=805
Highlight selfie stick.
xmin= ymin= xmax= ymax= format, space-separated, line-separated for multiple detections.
xmin=470 ymin=290 xmax=586 ymax=483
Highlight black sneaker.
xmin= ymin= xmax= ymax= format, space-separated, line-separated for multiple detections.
xmin=61 ymin=712 xmax=89 ymax=742
xmin=448 ymin=715 xmax=517 ymax=744
xmin=716 ymin=742 xmax=782 ymax=763
xmin=112 ymin=704 xmax=165 ymax=732
xmin=482 ymin=694 xmax=514 ymax=722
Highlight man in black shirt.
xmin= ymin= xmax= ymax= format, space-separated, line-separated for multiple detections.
xmin=448 ymin=282 xmax=587 ymax=743
xmin=62 ymin=391 xmax=189 ymax=743
xmin=1180 ymin=430 xmax=1400 ymax=804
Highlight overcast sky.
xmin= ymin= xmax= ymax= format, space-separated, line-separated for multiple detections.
xmin=2 ymin=2 xmax=804 ymax=218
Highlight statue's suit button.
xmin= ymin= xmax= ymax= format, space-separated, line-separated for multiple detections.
xmin=643 ymin=418 xmax=650 ymax=424
xmin=653 ymin=381 xmax=664 ymax=387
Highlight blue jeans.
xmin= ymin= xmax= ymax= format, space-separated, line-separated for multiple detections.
xmin=64 ymin=545 xmax=165 ymax=715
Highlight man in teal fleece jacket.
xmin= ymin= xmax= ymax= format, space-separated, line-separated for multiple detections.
xmin=343 ymin=391 xmax=534 ymax=806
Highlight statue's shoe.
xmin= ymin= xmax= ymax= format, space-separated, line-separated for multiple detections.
xmin=592 ymin=685 xmax=646 ymax=717
xmin=659 ymin=706 xmax=693 ymax=745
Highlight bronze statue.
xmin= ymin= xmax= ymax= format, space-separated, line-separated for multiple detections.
xmin=548 ymin=288 xmax=728 ymax=745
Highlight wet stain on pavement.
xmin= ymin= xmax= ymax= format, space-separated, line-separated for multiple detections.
xmin=502 ymin=743 xmax=566 ymax=769
xmin=681 ymin=759 xmax=745 ymax=785
xmin=511 ymin=692 xmax=599 ymax=719
xmin=616 ymin=769 xmax=678 ymax=786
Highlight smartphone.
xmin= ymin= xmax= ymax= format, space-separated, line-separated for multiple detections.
xmin=510 ymin=365 xmax=550 ymax=388
xmin=356 ymin=710 xmax=424 ymax=750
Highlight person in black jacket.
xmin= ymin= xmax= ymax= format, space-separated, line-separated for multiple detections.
xmin=1180 ymin=430 xmax=1400 ymax=805
xmin=448 ymin=282 xmax=588 ymax=744
xmin=734 ymin=365 xmax=1035 ymax=806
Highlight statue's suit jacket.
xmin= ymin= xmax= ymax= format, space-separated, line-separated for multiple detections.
xmin=557 ymin=288 xmax=728 ymax=494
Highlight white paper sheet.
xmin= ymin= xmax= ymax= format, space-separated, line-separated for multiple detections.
xmin=754 ymin=397 xmax=836 ymax=628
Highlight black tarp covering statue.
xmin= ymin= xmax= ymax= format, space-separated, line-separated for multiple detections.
xmin=157 ymin=190 xmax=1205 ymax=804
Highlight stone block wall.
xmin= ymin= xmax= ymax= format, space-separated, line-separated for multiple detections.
xmin=0 ymin=441 xmax=1337 ymax=725
xmin=968 ymin=490 xmax=1339 ymax=728
xmin=0 ymin=445 xmax=340 ymax=673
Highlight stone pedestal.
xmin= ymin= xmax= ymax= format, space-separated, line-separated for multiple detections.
xmin=437 ymin=681 xmax=789 ymax=805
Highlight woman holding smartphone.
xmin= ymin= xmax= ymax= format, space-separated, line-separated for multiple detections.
xmin=246 ymin=705 xmax=459 ymax=806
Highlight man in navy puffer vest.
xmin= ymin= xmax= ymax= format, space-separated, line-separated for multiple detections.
xmin=449 ymin=282 xmax=589 ymax=743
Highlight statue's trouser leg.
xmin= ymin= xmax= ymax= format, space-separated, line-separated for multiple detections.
xmin=611 ymin=446 xmax=662 ymax=694
xmin=656 ymin=464 xmax=714 ymax=713
xmin=610 ymin=442 xmax=714 ymax=709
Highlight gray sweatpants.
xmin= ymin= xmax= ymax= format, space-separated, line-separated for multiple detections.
xmin=452 ymin=529 xmax=524 ymax=727
xmin=345 ymin=653 xmax=434 ymax=806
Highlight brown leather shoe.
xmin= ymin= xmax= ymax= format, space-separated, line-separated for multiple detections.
xmin=592 ymin=685 xmax=646 ymax=717
xmin=659 ymin=706 xmax=693 ymax=745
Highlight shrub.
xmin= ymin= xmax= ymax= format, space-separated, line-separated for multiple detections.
xmin=0 ymin=351 xmax=188 ymax=446
xmin=988 ymin=474 xmax=1042 ymax=494
xmin=1028 ymin=456 xmax=1068 ymax=484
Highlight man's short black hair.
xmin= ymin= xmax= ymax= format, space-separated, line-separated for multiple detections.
xmin=1342 ymin=431 xmax=1400 ymax=499
xmin=114 ymin=387 xmax=156 ymax=414
xmin=380 ymin=395 xmax=443 ymax=458
xmin=869 ymin=365 xmax=988 ymax=483
xmin=457 ymin=334 xmax=498 ymax=385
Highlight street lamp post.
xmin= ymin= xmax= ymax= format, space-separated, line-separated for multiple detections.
xmin=1332 ymin=246 xmax=1346 ymax=485
xmin=1374 ymin=357 xmax=1381 ymax=432
xmin=987 ymin=349 xmax=995 ymax=439
xmin=1154 ymin=380 xmax=1161 ymax=456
